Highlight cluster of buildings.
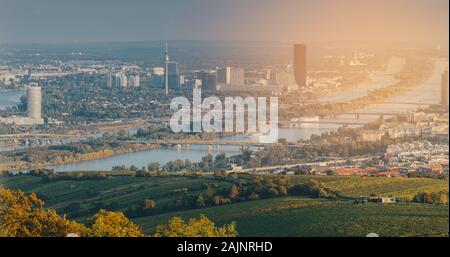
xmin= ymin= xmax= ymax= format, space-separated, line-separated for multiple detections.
xmin=1 ymin=43 xmax=380 ymax=99
xmin=0 ymin=63 xmax=103 ymax=85
xmin=0 ymin=65 xmax=21 ymax=85
xmin=2 ymin=42 xmax=374 ymax=100
xmin=385 ymin=141 xmax=448 ymax=171
xmin=273 ymin=149 xmax=448 ymax=177
xmin=106 ymin=72 xmax=140 ymax=88
xmin=94 ymin=42 xmax=361 ymax=96
xmin=142 ymin=42 xmax=309 ymax=95
xmin=358 ymin=111 xmax=449 ymax=142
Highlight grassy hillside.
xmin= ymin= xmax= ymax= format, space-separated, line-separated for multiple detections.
xmin=135 ymin=197 xmax=449 ymax=237
xmin=286 ymin=175 xmax=449 ymax=199
xmin=0 ymin=174 xmax=233 ymax=220
xmin=1 ymin=173 xmax=448 ymax=236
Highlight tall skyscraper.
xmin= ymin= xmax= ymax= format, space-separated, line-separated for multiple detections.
xmin=217 ymin=67 xmax=231 ymax=84
xmin=167 ymin=62 xmax=180 ymax=89
xmin=442 ymin=68 xmax=449 ymax=105
xmin=164 ymin=41 xmax=180 ymax=94
xmin=115 ymin=73 xmax=121 ymax=88
xmin=293 ymin=44 xmax=307 ymax=88
xmin=133 ymin=75 xmax=140 ymax=87
xmin=129 ymin=75 xmax=140 ymax=87
xmin=27 ymin=86 xmax=42 ymax=120
xmin=120 ymin=73 xmax=128 ymax=88
xmin=105 ymin=73 xmax=112 ymax=88
xmin=230 ymin=67 xmax=245 ymax=85
xmin=264 ymin=68 xmax=271 ymax=81
xmin=201 ymin=71 xmax=217 ymax=90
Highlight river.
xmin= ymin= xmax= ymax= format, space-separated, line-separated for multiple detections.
xmin=319 ymin=57 xmax=405 ymax=103
xmin=331 ymin=58 xmax=448 ymax=123
xmin=0 ymin=89 xmax=26 ymax=151
xmin=45 ymin=144 xmax=243 ymax=172
xmin=0 ymin=89 xmax=25 ymax=110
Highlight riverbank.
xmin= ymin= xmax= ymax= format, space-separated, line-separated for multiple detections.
xmin=0 ymin=143 xmax=159 ymax=173
xmin=0 ymin=87 xmax=26 ymax=93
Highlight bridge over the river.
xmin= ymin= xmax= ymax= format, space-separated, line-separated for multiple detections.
xmin=300 ymin=100 xmax=439 ymax=106
xmin=126 ymin=139 xmax=276 ymax=147
xmin=0 ymin=133 xmax=78 ymax=145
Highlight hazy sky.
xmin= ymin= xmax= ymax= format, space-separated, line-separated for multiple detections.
xmin=0 ymin=0 xmax=448 ymax=43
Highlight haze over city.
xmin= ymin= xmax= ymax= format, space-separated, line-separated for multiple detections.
xmin=0 ymin=0 xmax=448 ymax=44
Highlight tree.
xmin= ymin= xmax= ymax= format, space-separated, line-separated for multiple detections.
xmin=278 ymin=185 xmax=288 ymax=196
xmin=414 ymin=191 xmax=448 ymax=204
xmin=214 ymin=153 xmax=228 ymax=169
xmin=248 ymin=192 xmax=259 ymax=200
xmin=267 ymin=188 xmax=279 ymax=197
xmin=135 ymin=169 xmax=147 ymax=177
xmin=89 ymin=210 xmax=144 ymax=237
xmin=147 ymin=162 xmax=160 ymax=171
xmin=430 ymin=191 xmax=448 ymax=205
xmin=0 ymin=189 xmax=88 ymax=237
xmin=288 ymin=180 xmax=333 ymax=198
xmin=0 ymin=189 xmax=160 ymax=237
xmin=141 ymin=199 xmax=156 ymax=210
xmin=423 ymin=192 xmax=433 ymax=204
xmin=196 ymin=195 xmax=206 ymax=208
xmin=201 ymin=154 xmax=215 ymax=171
xmin=112 ymin=165 xmax=127 ymax=171
xmin=213 ymin=195 xmax=222 ymax=205
xmin=154 ymin=215 xmax=237 ymax=237
xmin=184 ymin=159 xmax=193 ymax=169
xmin=294 ymin=165 xmax=311 ymax=175
xmin=437 ymin=191 xmax=448 ymax=205
xmin=228 ymin=185 xmax=239 ymax=200
xmin=326 ymin=169 xmax=337 ymax=176
xmin=214 ymin=170 xmax=226 ymax=178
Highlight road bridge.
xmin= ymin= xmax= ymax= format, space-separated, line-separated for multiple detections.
xmin=0 ymin=133 xmax=78 ymax=145
xmin=300 ymin=100 xmax=437 ymax=106
xmin=124 ymin=139 xmax=278 ymax=153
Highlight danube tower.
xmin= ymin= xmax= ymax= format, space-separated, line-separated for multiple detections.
xmin=164 ymin=40 xmax=170 ymax=96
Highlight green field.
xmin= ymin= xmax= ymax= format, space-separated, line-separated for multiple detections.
xmin=286 ymin=175 xmax=449 ymax=199
xmin=0 ymin=174 xmax=233 ymax=220
xmin=1 ymin=174 xmax=448 ymax=237
xmin=135 ymin=197 xmax=449 ymax=237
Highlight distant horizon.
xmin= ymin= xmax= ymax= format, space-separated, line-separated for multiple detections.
xmin=1 ymin=39 xmax=448 ymax=46
xmin=0 ymin=0 xmax=448 ymax=44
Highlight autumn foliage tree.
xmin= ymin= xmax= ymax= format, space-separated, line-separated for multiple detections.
xmin=141 ymin=199 xmax=156 ymax=210
xmin=89 ymin=209 xmax=144 ymax=237
xmin=413 ymin=191 xmax=448 ymax=204
xmin=228 ymin=185 xmax=239 ymax=200
xmin=154 ymin=215 xmax=238 ymax=237
xmin=0 ymin=189 xmax=88 ymax=237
